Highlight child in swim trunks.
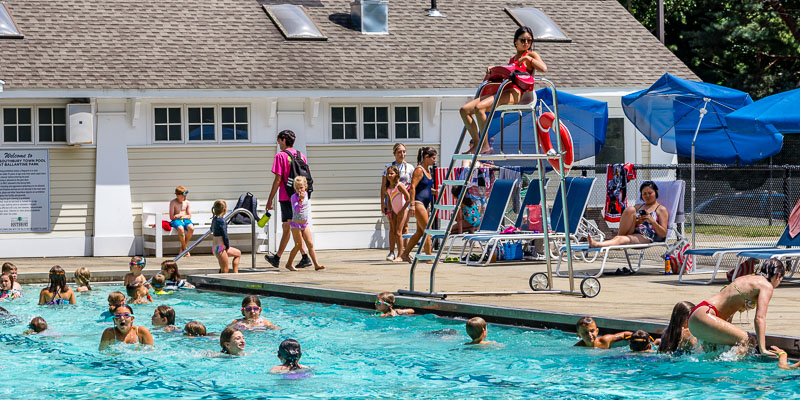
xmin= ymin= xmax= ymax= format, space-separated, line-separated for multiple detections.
xmin=150 ymin=274 xmax=173 ymax=295
xmin=160 ymin=260 xmax=194 ymax=290
xmin=1 ymin=262 xmax=22 ymax=292
xmin=211 ymin=200 xmax=241 ymax=273
xmin=183 ymin=321 xmax=209 ymax=337
xmin=74 ymin=267 xmax=92 ymax=292
xmin=124 ymin=256 xmax=148 ymax=290
xmin=151 ymin=305 xmax=180 ymax=332
xmin=99 ymin=291 xmax=126 ymax=320
xmin=231 ymin=295 xmax=279 ymax=331
xmin=169 ymin=185 xmax=195 ymax=256
xmin=284 ymin=177 xmax=325 ymax=271
xmin=219 ymin=326 xmax=247 ymax=356
xmin=629 ymin=330 xmax=657 ymax=352
xmin=270 ymin=339 xmax=309 ymax=373
xmin=0 ymin=273 xmax=21 ymax=300
xmin=375 ymin=292 xmax=415 ymax=318
xmin=574 ymin=316 xmax=631 ymax=348
xmin=464 ymin=317 xmax=496 ymax=345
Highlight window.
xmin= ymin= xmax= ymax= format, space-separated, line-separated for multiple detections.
xmin=221 ymin=106 xmax=248 ymax=141
xmin=263 ymin=4 xmax=327 ymax=40
xmin=3 ymin=107 xmax=32 ymax=142
xmin=38 ymin=107 xmax=66 ymax=142
xmin=394 ymin=106 xmax=421 ymax=139
xmin=188 ymin=106 xmax=215 ymax=141
xmin=331 ymin=106 xmax=358 ymax=140
xmin=363 ymin=106 xmax=389 ymax=140
xmin=595 ymin=117 xmax=625 ymax=170
xmin=505 ymin=8 xmax=570 ymax=42
xmin=154 ymin=107 xmax=182 ymax=142
xmin=0 ymin=2 xmax=23 ymax=39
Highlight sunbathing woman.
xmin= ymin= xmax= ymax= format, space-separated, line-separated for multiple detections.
xmin=459 ymin=26 xmax=546 ymax=154
xmin=688 ymin=259 xmax=785 ymax=357
xmin=588 ymin=181 xmax=668 ymax=248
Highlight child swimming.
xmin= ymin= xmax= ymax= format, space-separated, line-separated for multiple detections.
xmin=25 ymin=317 xmax=47 ymax=334
xmin=124 ymin=256 xmax=148 ymax=290
xmin=1 ymin=262 xmax=23 ymax=291
xmin=219 ymin=326 xmax=246 ymax=356
xmin=464 ymin=317 xmax=496 ymax=345
xmin=151 ymin=274 xmax=173 ymax=295
xmin=231 ymin=296 xmax=279 ymax=330
xmin=658 ymin=301 xmax=697 ymax=354
xmin=270 ymin=339 xmax=309 ymax=374
xmin=151 ymin=305 xmax=180 ymax=332
xmin=629 ymin=330 xmax=656 ymax=352
xmin=574 ymin=317 xmax=631 ymax=348
xmin=0 ymin=273 xmax=21 ymax=300
xmin=375 ymin=292 xmax=415 ymax=317
xmin=160 ymin=260 xmax=194 ymax=290
xmin=99 ymin=291 xmax=126 ymax=320
xmin=99 ymin=304 xmax=154 ymax=349
xmin=74 ymin=267 xmax=92 ymax=292
xmin=126 ymin=285 xmax=152 ymax=304
xmin=38 ymin=266 xmax=76 ymax=305
xmin=183 ymin=321 xmax=208 ymax=337
xmin=284 ymin=176 xmax=326 ymax=271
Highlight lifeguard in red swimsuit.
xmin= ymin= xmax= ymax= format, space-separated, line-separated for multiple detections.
xmin=459 ymin=26 xmax=547 ymax=155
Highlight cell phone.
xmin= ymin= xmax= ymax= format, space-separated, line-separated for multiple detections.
xmin=638 ymin=210 xmax=647 ymax=216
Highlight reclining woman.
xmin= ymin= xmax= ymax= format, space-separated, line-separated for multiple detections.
xmin=459 ymin=26 xmax=547 ymax=155
xmin=688 ymin=259 xmax=785 ymax=357
xmin=588 ymin=181 xmax=668 ymax=248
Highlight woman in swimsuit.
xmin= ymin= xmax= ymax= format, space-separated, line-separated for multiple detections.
xmin=400 ymin=147 xmax=438 ymax=263
xmin=588 ymin=181 xmax=669 ymax=248
xmin=459 ymin=26 xmax=547 ymax=155
xmin=38 ymin=265 xmax=76 ymax=305
xmin=99 ymin=304 xmax=154 ymax=350
xmin=385 ymin=165 xmax=411 ymax=262
xmin=688 ymin=259 xmax=785 ymax=356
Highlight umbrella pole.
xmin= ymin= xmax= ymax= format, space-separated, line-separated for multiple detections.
xmin=691 ymin=98 xmax=710 ymax=248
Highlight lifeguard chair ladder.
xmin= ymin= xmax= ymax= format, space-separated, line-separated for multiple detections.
xmin=397 ymin=78 xmax=599 ymax=299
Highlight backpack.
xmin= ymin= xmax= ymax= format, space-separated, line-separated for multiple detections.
xmin=230 ymin=192 xmax=259 ymax=225
xmin=283 ymin=150 xmax=314 ymax=198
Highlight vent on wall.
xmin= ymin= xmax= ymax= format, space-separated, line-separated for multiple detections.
xmin=351 ymin=0 xmax=389 ymax=34
xmin=505 ymin=7 xmax=571 ymax=42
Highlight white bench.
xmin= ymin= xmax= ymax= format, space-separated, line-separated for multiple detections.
xmin=141 ymin=200 xmax=267 ymax=258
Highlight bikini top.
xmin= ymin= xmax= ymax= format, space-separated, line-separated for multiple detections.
xmin=509 ymin=51 xmax=534 ymax=73
xmin=725 ymin=282 xmax=756 ymax=312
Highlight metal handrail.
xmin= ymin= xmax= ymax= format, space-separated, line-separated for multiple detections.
xmin=173 ymin=208 xmax=258 ymax=270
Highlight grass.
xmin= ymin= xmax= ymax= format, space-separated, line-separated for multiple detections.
xmin=691 ymin=225 xmax=785 ymax=238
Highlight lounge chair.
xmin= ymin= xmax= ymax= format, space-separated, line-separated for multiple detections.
xmin=557 ymin=180 xmax=687 ymax=278
xmin=463 ymin=177 xmax=595 ymax=266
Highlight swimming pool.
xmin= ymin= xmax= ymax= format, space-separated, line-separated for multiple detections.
xmin=0 ymin=285 xmax=796 ymax=399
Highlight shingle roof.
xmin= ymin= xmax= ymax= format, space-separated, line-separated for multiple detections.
xmin=0 ymin=0 xmax=699 ymax=90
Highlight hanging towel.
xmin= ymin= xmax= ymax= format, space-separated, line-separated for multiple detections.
xmin=789 ymin=197 xmax=800 ymax=238
xmin=499 ymin=166 xmax=522 ymax=212
xmin=604 ymin=163 xmax=636 ymax=222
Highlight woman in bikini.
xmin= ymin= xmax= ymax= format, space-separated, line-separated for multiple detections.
xmin=588 ymin=181 xmax=669 ymax=248
xmin=38 ymin=265 xmax=76 ymax=305
xmin=459 ymin=26 xmax=547 ymax=155
xmin=688 ymin=259 xmax=785 ymax=356
xmin=99 ymin=304 xmax=154 ymax=350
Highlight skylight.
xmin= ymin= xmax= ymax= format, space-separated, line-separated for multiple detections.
xmin=505 ymin=8 xmax=570 ymax=42
xmin=0 ymin=2 xmax=23 ymax=38
xmin=263 ymin=4 xmax=327 ymax=41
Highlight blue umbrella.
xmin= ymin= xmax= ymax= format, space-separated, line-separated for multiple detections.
xmin=726 ymin=88 xmax=800 ymax=135
xmin=622 ymin=73 xmax=781 ymax=246
xmin=485 ymin=89 xmax=608 ymax=172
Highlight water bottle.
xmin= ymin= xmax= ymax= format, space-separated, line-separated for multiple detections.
xmin=664 ymin=253 xmax=672 ymax=275
xmin=257 ymin=211 xmax=271 ymax=228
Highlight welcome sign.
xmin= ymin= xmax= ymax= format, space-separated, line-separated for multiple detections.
xmin=0 ymin=150 xmax=50 ymax=232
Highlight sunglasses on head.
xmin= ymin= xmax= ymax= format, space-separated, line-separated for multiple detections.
xmin=242 ymin=306 xmax=261 ymax=312
xmin=113 ymin=313 xmax=133 ymax=319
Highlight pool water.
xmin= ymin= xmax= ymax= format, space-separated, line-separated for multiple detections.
xmin=0 ymin=285 xmax=797 ymax=399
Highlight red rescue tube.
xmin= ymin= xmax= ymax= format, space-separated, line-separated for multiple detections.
xmin=536 ymin=112 xmax=574 ymax=171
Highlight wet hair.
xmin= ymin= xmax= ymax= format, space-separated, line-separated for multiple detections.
xmin=758 ymin=259 xmax=786 ymax=281
xmin=513 ymin=26 xmax=534 ymax=51
xmin=451 ymin=186 xmax=474 ymax=208
xmin=392 ymin=142 xmax=406 ymax=155
xmin=29 ymin=317 xmax=47 ymax=333
xmin=377 ymin=292 xmax=395 ymax=306
xmin=154 ymin=305 xmax=175 ymax=325
xmin=277 ymin=129 xmax=296 ymax=147
xmin=126 ymin=285 xmax=149 ymax=301
xmin=107 ymin=291 xmax=125 ymax=305
xmin=0 ymin=273 xmax=11 ymax=289
xmin=242 ymin=295 xmax=261 ymax=308
xmin=161 ymin=260 xmax=181 ymax=281
xmin=175 ymin=185 xmax=187 ymax=195
xmin=152 ymin=273 xmax=166 ymax=288
xmin=114 ymin=304 xmax=134 ymax=315
xmin=639 ymin=181 xmax=659 ymax=199
xmin=576 ymin=316 xmax=595 ymax=329
xmin=417 ymin=146 xmax=437 ymax=164
xmin=385 ymin=165 xmax=400 ymax=188
xmin=219 ymin=325 xmax=241 ymax=353
xmin=465 ymin=317 xmax=487 ymax=340
xmin=47 ymin=265 xmax=67 ymax=294
xmin=2 ymin=262 xmax=17 ymax=274
xmin=74 ymin=267 xmax=91 ymax=290
xmin=658 ymin=301 xmax=695 ymax=353
xmin=293 ymin=176 xmax=308 ymax=192
xmin=629 ymin=330 xmax=653 ymax=352
xmin=184 ymin=321 xmax=207 ymax=337
xmin=278 ymin=339 xmax=303 ymax=370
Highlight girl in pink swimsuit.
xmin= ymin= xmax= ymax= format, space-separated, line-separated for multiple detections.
xmin=384 ymin=166 xmax=410 ymax=262
xmin=284 ymin=176 xmax=325 ymax=271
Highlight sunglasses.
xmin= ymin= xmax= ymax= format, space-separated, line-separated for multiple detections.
xmin=518 ymin=38 xmax=532 ymax=43
xmin=113 ymin=313 xmax=133 ymax=319
xmin=242 ymin=306 xmax=261 ymax=312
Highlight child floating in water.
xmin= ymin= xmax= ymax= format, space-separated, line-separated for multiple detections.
xmin=183 ymin=321 xmax=208 ymax=337
xmin=160 ymin=260 xmax=194 ymax=290
xmin=375 ymin=292 xmax=414 ymax=318
xmin=25 ymin=317 xmax=47 ymax=334
xmin=231 ymin=296 xmax=279 ymax=331
xmin=219 ymin=326 xmax=246 ymax=356
xmin=464 ymin=317 xmax=496 ymax=345
xmin=1 ymin=262 xmax=23 ymax=292
xmin=151 ymin=305 xmax=180 ymax=332
xmin=574 ymin=317 xmax=631 ymax=348
xmin=74 ymin=267 xmax=92 ymax=292
xmin=629 ymin=330 xmax=657 ymax=353
xmin=0 ymin=273 xmax=21 ymax=300
xmin=270 ymin=339 xmax=309 ymax=374
xmin=151 ymin=274 xmax=173 ymax=295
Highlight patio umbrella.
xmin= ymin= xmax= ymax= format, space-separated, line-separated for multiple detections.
xmin=621 ymin=73 xmax=782 ymax=246
xmin=726 ymin=87 xmax=800 ymax=135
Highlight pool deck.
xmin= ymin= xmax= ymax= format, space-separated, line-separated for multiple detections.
xmin=10 ymin=249 xmax=800 ymax=342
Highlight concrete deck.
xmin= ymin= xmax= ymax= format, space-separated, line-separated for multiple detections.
xmin=9 ymin=249 xmax=800 ymax=338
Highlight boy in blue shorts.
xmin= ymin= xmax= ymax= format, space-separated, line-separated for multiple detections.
xmin=169 ymin=185 xmax=194 ymax=256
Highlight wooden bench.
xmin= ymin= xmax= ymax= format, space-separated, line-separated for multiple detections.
xmin=141 ymin=200 xmax=267 ymax=258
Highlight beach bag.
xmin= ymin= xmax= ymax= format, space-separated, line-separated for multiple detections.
xmin=230 ymin=192 xmax=259 ymax=225
xmin=727 ymin=258 xmax=758 ymax=282
xmin=526 ymin=205 xmax=543 ymax=232
xmin=283 ymin=150 xmax=314 ymax=198
xmin=161 ymin=220 xmax=172 ymax=232
xmin=669 ymin=242 xmax=693 ymax=273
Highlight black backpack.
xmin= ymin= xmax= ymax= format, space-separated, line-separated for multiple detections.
xmin=283 ymin=150 xmax=314 ymax=198
xmin=230 ymin=192 xmax=259 ymax=225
